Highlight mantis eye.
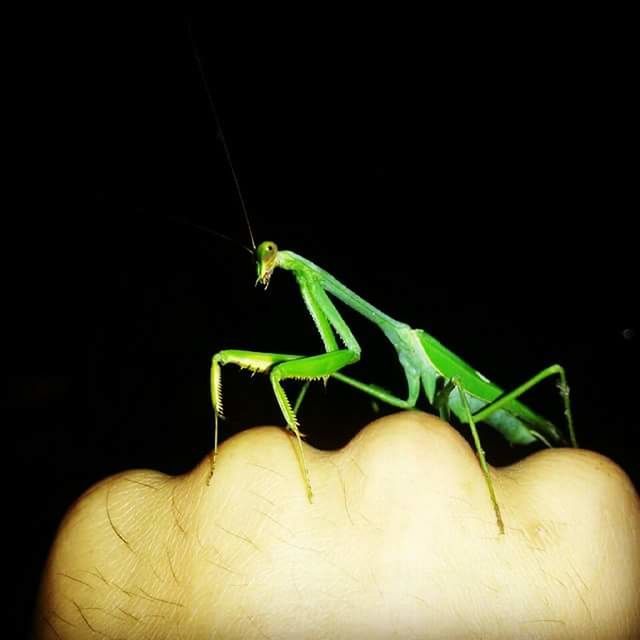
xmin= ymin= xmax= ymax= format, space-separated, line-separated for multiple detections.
xmin=257 ymin=241 xmax=279 ymax=260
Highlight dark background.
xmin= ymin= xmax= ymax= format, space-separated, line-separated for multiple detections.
xmin=14 ymin=10 xmax=637 ymax=636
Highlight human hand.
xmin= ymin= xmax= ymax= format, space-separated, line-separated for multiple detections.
xmin=35 ymin=412 xmax=640 ymax=639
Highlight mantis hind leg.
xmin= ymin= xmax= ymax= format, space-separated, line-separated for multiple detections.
xmin=472 ymin=364 xmax=577 ymax=448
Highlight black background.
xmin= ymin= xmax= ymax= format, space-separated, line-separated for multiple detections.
xmin=13 ymin=10 xmax=637 ymax=636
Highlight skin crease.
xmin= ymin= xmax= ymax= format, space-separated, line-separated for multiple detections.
xmin=34 ymin=412 xmax=639 ymax=639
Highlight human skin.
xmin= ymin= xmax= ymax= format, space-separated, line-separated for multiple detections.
xmin=34 ymin=412 xmax=639 ymax=639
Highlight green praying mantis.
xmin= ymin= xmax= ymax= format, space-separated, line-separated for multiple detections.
xmin=188 ymin=34 xmax=577 ymax=535
xmin=209 ymin=236 xmax=577 ymax=534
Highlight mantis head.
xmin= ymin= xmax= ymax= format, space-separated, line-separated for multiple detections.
xmin=256 ymin=241 xmax=279 ymax=288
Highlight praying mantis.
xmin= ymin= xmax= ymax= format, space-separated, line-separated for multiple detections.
xmin=209 ymin=236 xmax=578 ymax=534
xmin=188 ymin=34 xmax=578 ymax=536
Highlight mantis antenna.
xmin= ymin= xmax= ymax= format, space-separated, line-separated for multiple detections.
xmin=167 ymin=215 xmax=254 ymax=256
xmin=186 ymin=18 xmax=257 ymax=252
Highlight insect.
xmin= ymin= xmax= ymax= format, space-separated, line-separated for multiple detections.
xmin=210 ymin=237 xmax=577 ymax=534
xmin=188 ymin=30 xmax=577 ymax=535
